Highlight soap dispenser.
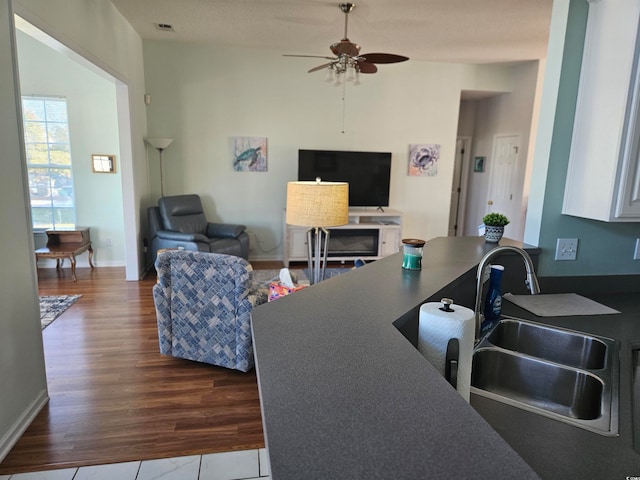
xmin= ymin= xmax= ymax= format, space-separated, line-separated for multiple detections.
xmin=482 ymin=265 xmax=504 ymax=335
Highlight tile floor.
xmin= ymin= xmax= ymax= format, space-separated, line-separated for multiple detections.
xmin=0 ymin=449 xmax=270 ymax=480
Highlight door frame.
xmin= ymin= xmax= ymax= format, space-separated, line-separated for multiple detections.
xmin=450 ymin=136 xmax=472 ymax=236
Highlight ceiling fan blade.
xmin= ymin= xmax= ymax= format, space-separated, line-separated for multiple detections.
xmin=284 ymin=54 xmax=336 ymax=60
xmin=330 ymin=40 xmax=360 ymax=57
xmin=357 ymin=62 xmax=378 ymax=74
xmin=360 ymin=53 xmax=409 ymax=64
xmin=308 ymin=63 xmax=332 ymax=73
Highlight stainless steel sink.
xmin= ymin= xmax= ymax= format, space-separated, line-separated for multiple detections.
xmin=471 ymin=317 xmax=619 ymax=436
xmin=473 ymin=348 xmax=604 ymax=420
xmin=486 ymin=318 xmax=608 ymax=370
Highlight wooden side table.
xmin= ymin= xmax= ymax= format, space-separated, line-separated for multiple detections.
xmin=35 ymin=227 xmax=95 ymax=282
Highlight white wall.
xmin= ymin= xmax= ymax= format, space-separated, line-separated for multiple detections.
xmin=462 ymin=61 xmax=540 ymax=240
xmin=524 ymin=0 xmax=571 ymax=246
xmin=143 ymin=40 xmax=515 ymax=260
xmin=0 ymin=0 xmax=48 ymax=462
xmin=16 ymin=30 xmax=125 ymax=267
xmin=457 ymin=101 xmax=477 ymax=138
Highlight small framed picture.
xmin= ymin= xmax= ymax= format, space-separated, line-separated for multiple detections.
xmin=92 ymin=154 xmax=116 ymax=173
xmin=474 ymin=156 xmax=485 ymax=173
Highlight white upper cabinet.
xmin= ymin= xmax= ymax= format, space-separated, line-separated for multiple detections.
xmin=563 ymin=0 xmax=640 ymax=221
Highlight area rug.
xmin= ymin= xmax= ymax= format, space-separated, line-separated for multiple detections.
xmin=310 ymin=267 xmax=353 ymax=280
xmin=40 ymin=294 xmax=82 ymax=330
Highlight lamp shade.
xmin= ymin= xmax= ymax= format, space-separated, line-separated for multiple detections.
xmin=286 ymin=180 xmax=349 ymax=227
xmin=145 ymin=137 xmax=173 ymax=150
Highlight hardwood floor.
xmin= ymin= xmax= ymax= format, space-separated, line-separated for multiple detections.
xmin=0 ymin=262 xmax=282 ymax=475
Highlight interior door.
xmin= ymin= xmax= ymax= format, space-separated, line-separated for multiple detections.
xmin=486 ymin=135 xmax=521 ymax=229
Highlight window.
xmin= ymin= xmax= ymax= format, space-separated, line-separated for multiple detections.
xmin=22 ymin=96 xmax=76 ymax=229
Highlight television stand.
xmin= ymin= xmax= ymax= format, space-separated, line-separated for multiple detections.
xmin=283 ymin=208 xmax=403 ymax=267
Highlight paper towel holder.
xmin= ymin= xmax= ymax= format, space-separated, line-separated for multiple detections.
xmin=439 ymin=298 xmax=455 ymax=312
xmin=440 ymin=298 xmax=460 ymax=389
xmin=445 ymin=338 xmax=459 ymax=389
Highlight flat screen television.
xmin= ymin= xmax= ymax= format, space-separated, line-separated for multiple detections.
xmin=298 ymin=149 xmax=392 ymax=207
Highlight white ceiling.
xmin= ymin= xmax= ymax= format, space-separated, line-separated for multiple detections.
xmin=110 ymin=0 xmax=553 ymax=65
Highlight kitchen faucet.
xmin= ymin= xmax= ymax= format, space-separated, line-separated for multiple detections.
xmin=473 ymin=246 xmax=540 ymax=342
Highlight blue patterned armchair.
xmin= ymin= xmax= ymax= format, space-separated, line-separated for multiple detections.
xmin=153 ymin=250 xmax=268 ymax=372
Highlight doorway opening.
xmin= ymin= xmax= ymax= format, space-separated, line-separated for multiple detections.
xmin=15 ymin=16 xmax=138 ymax=280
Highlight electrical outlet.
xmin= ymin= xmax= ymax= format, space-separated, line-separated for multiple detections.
xmin=634 ymin=238 xmax=640 ymax=260
xmin=555 ymin=238 xmax=578 ymax=261
xmin=106 ymin=237 xmax=113 ymax=247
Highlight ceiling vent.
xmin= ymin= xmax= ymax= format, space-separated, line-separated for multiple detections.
xmin=155 ymin=23 xmax=175 ymax=32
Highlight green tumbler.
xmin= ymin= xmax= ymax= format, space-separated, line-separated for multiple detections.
xmin=402 ymin=238 xmax=426 ymax=270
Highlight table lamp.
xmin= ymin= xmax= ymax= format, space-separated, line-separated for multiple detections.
xmin=286 ymin=179 xmax=349 ymax=284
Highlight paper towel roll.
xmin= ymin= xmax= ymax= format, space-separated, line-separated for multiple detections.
xmin=418 ymin=300 xmax=475 ymax=402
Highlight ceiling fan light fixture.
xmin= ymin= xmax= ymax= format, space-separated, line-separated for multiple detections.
xmin=346 ymin=66 xmax=356 ymax=82
xmin=325 ymin=67 xmax=335 ymax=83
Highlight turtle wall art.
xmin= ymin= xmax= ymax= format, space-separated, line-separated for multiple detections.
xmin=231 ymin=136 xmax=268 ymax=172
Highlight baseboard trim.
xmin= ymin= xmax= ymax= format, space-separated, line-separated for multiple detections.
xmin=248 ymin=254 xmax=280 ymax=261
xmin=37 ymin=260 xmax=126 ymax=268
xmin=0 ymin=389 xmax=49 ymax=463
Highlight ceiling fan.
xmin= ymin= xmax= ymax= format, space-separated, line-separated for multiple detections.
xmin=284 ymin=2 xmax=409 ymax=83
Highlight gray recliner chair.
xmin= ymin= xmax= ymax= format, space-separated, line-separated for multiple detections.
xmin=148 ymin=194 xmax=250 ymax=265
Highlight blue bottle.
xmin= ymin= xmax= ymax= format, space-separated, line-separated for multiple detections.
xmin=482 ymin=265 xmax=504 ymax=335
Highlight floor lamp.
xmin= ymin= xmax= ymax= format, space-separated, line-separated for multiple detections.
xmin=145 ymin=138 xmax=173 ymax=197
xmin=286 ymin=179 xmax=349 ymax=284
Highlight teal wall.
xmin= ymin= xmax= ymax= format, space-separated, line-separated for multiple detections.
xmin=537 ymin=0 xmax=640 ymax=276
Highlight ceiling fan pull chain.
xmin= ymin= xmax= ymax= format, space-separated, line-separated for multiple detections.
xmin=341 ymin=81 xmax=347 ymax=134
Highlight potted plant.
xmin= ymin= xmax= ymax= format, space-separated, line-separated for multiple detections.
xmin=482 ymin=212 xmax=510 ymax=243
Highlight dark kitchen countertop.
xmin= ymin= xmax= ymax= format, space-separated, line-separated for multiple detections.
xmin=251 ymin=236 xmax=640 ymax=479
